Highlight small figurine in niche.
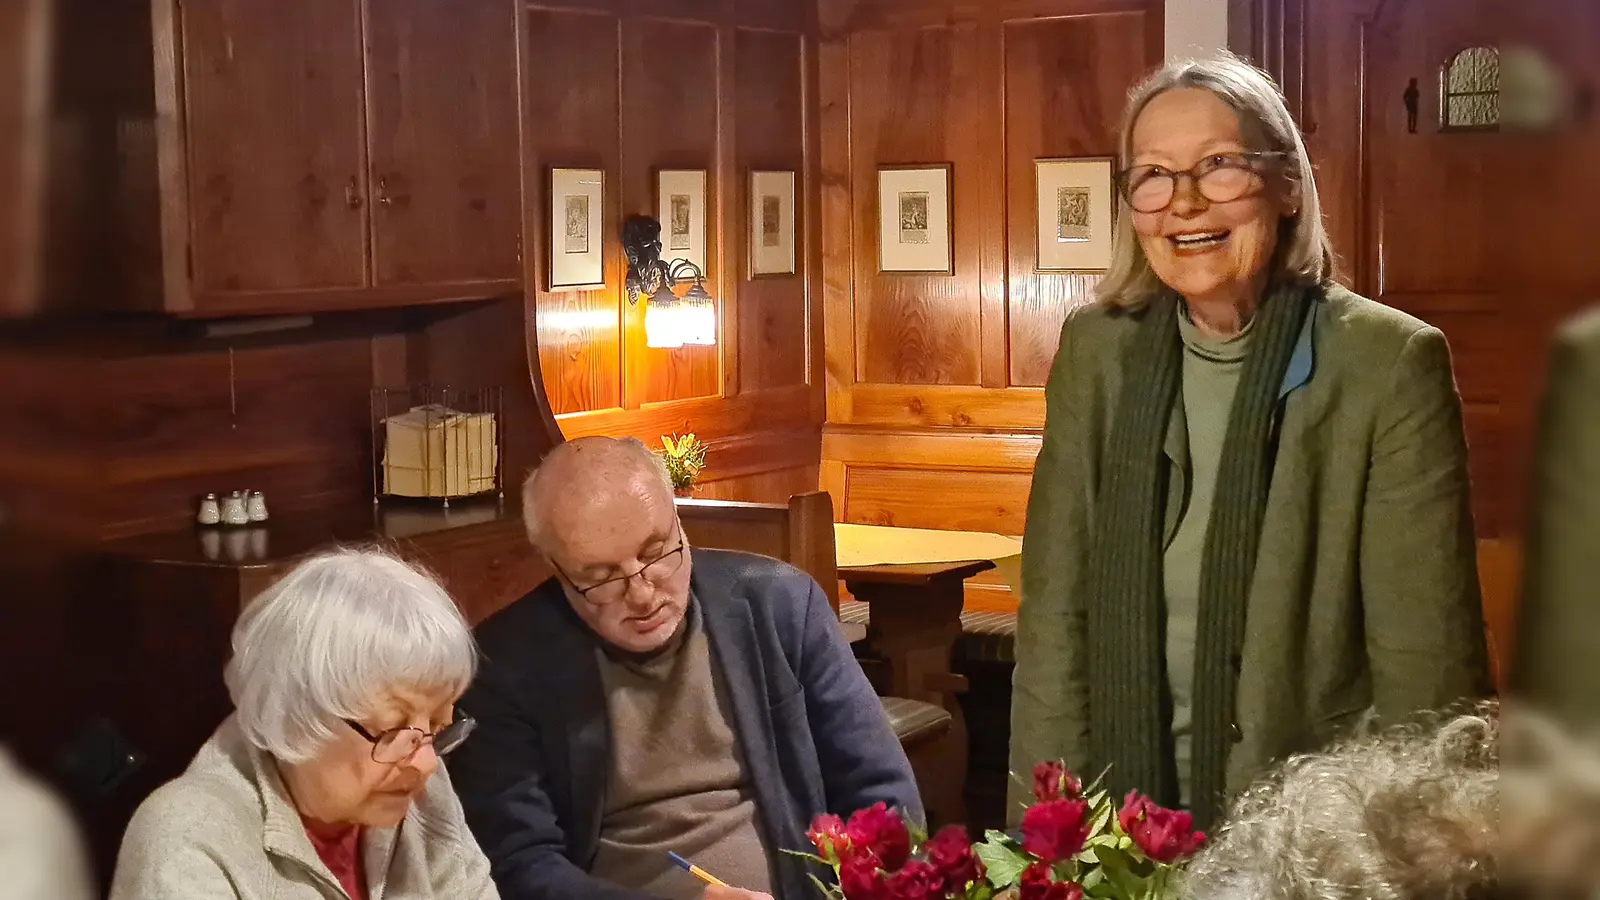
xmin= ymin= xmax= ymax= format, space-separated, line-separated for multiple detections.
xmin=1403 ymin=77 xmax=1421 ymax=133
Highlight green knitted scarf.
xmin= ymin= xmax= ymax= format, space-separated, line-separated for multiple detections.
xmin=1084 ymin=280 xmax=1313 ymax=829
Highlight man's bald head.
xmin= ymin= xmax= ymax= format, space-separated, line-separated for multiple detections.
xmin=522 ymin=436 xmax=674 ymax=554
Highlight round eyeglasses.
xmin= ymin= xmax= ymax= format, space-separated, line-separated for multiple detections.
xmin=552 ymin=525 xmax=687 ymax=605
xmin=345 ymin=716 xmax=476 ymax=765
xmin=1115 ymin=151 xmax=1286 ymax=214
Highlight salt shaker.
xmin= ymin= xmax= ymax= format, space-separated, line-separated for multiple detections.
xmin=245 ymin=490 xmax=269 ymax=523
xmin=196 ymin=493 xmax=221 ymax=526
xmin=220 ymin=491 xmax=249 ymax=526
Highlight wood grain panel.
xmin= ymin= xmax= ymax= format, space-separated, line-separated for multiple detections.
xmin=823 ymin=426 xmax=1043 ymax=472
xmin=848 ymin=384 xmax=1046 ymax=429
xmin=526 ymin=8 xmax=622 ymax=416
xmin=848 ymin=24 xmax=984 ymax=387
xmin=822 ymin=0 xmax=1154 ymax=32
xmin=180 ymin=0 xmax=369 ymax=296
xmin=364 ymin=0 xmax=522 ymax=287
xmin=693 ymin=465 xmax=822 ymax=504
xmin=1003 ymin=12 xmax=1148 ymax=387
xmin=735 ymin=28 xmax=808 ymax=392
xmin=843 ymin=466 xmax=1032 ymax=534
xmin=622 ymin=17 xmax=721 ymax=406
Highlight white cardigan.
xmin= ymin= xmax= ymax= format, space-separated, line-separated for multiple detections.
xmin=109 ymin=716 xmax=499 ymax=900
xmin=0 ymin=746 xmax=95 ymax=900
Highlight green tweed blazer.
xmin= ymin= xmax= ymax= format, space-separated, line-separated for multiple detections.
xmin=1008 ymin=283 xmax=1491 ymax=812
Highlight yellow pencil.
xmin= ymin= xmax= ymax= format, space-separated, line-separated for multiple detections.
xmin=668 ymin=851 xmax=728 ymax=887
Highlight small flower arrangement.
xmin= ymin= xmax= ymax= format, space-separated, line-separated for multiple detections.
xmin=794 ymin=802 xmax=989 ymax=900
xmin=658 ymin=433 xmax=708 ymax=494
xmin=797 ymin=762 xmax=1205 ymax=900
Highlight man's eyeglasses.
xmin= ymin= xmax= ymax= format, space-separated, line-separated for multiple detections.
xmin=1115 ymin=151 xmax=1287 ymax=214
xmin=552 ymin=525 xmax=687 ymax=605
xmin=345 ymin=717 xmax=476 ymax=765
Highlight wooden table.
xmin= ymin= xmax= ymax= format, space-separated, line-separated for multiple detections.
xmin=842 ymin=559 xmax=994 ymax=825
xmin=841 ymin=559 xmax=995 ymax=708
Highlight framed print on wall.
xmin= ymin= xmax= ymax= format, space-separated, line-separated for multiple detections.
xmin=749 ymin=170 xmax=796 ymax=277
xmin=1034 ymin=157 xmax=1114 ymax=271
xmin=657 ymin=169 xmax=708 ymax=278
xmin=877 ymin=164 xmax=953 ymax=274
xmin=548 ymin=167 xmax=605 ymax=290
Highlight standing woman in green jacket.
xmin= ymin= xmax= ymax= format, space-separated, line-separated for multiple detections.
xmin=1008 ymin=53 xmax=1490 ymax=828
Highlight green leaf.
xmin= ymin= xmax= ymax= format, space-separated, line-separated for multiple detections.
xmin=975 ymin=841 xmax=1032 ymax=889
xmin=1086 ymin=800 xmax=1113 ymax=839
xmin=807 ymin=872 xmax=843 ymax=900
xmin=779 ymin=848 xmax=830 ymax=865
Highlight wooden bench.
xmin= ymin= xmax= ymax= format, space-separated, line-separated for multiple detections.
xmin=677 ymin=493 xmax=967 ymax=826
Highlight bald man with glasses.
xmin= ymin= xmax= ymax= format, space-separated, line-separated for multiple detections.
xmin=448 ymin=437 xmax=920 ymax=900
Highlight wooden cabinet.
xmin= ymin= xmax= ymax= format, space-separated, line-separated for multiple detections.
xmin=364 ymin=0 xmax=523 ymax=289
xmin=180 ymin=0 xmax=371 ymax=300
xmin=168 ymin=0 xmax=523 ymax=315
xmin=41 ymin=0 xmax=523 ymax=317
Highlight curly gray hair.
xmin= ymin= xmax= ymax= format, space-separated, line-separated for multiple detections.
xmin=1180 ymin=704 xmax=1498 ymax=900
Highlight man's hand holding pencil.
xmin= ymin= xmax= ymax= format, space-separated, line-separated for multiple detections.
xmin=668 ymin=851 xmax=774 ymax=900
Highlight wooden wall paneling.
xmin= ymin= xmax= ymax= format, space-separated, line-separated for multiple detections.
xmin=179 ymin=0 xmax=370 ymax=299
xmin=363 ymin=0 xmax=523 ymax=289
xmin=843 ymin=466 xmax=1032 ymax=533
xmin=848 ymin=24 xmax=984 ymax=388
xmin=823 ymin=0 xmax=1155 ymax=32
xmin=559 ymin=384 xmax=815 ymax=467
xmin=734 ymin=27 xmax=809 ymax=393
xmin=0 ymin=0 xmax=51 ymax=317
xmin=1002 ymin=12 xmax=1150 ymax=387
xmin=801 ymin=29 xmax=827 ymax=420
xmin=620 ymin=17 xmax=721 ymax=406
xmin=525 ymin=8 xmax=623 ymax=416
xmin=819 ymin=33 xmax=856 ymax=423
xmin=976 ymin=22 xmax=1008 ymax=390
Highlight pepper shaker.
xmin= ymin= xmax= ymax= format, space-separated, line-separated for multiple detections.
xmin=220 ymin=491 xmax=249 ymax=526
xmin=196 ymin=493 xmax=221 ymax=526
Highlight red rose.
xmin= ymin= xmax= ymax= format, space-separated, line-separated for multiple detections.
xmin=1030 ymin=761 xmax=1081 ymax=802
xmin=1117 ymin=791 xmax=1206 ymax=863
xmin=808 ymin=814 xmax=853 ymax=865
xmin=845 ymin=803 xmax=912 ymax=871
xmin=1018 ymin=863 xmax=1084 ymax=900
xmin=922 ymin=825 xmax=983 ymax=889
xmin=884 ymin=860 xmax=944 ymax=900
xmin=1020 ymin=798 xmax=1090 ymax=863
xmin=840 ymin=855 xmax=889 ymax=900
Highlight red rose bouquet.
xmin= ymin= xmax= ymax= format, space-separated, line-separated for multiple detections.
xmin=796 ymin=763 xmax=1204 ymax=900
xmin=970 ymin=761 xmax=1206 ymax=899
xmin=792 ymin=802 xmax=991 ymax=900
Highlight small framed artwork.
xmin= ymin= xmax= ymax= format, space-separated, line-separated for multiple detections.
xmin=657 ymin=169 xmax=708 ymax=278
xmin=877 ymin=164 xmax=953 ymax=274
xmin=548 ymin=167 xmax=605 ymax=291
xmin=749 ymin=170 xmax=796 ymax=277
xmin=1034 ymin=157 xmax=1114 ymax=271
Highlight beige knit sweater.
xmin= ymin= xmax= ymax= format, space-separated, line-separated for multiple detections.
xmin=109 ymin=716 xmax=499 ymax=900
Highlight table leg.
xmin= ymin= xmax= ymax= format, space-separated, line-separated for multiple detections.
xmin=846 ymin=574 xmax=969 ymax=826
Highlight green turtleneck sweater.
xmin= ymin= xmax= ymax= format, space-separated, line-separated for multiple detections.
xmin=1163 ymin=303 xmax=1254 ymax=808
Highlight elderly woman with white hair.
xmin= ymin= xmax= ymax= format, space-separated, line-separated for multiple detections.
xmin=1182 ymin=704 xmax=1499 ymax=900
xmin=1009 ymin=52 xmax=1490 ymax=829
xmin=109 ymin=547 xmax=497 ymax=900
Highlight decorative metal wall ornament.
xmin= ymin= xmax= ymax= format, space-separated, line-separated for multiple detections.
xmin=621 ymin=213 xmax=717 ymax=348
xmin=1403 ymin=77 xmax=1420 ymax=133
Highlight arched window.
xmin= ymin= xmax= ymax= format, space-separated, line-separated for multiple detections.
xmin=1440 ymin=46 xmax=1500 ymax=131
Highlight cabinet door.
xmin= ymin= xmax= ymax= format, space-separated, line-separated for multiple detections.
xmin=181 ymin=0 xmax=369 ymax=302
xmin=364 ymin=0 xmax=522 ymax=289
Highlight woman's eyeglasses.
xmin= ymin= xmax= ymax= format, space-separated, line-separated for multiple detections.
xmin=345 ymin=716 xmax=477 ymax=765
xmin=552 ymin=525 xmax=687 ymax=605
xmin=1115 ymin=151 xmax=1287 ymax=214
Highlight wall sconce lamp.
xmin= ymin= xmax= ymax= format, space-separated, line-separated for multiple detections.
xmin=621 ymin=214 xmax=717 ymax=349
